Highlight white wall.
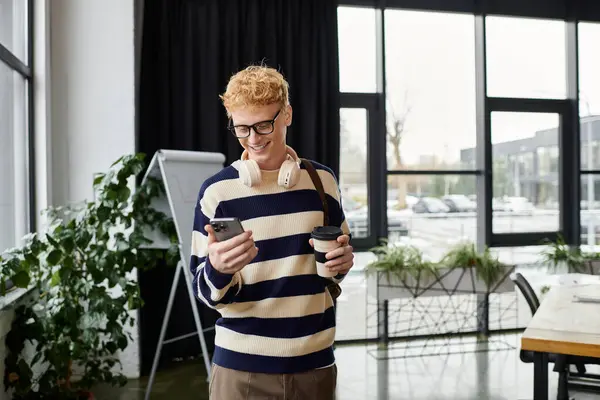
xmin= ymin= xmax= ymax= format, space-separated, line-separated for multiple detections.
xmin=49 ymin=0 xmax=136 ymax=206
xmin=48 ymin=0 xmax=139 ymax=378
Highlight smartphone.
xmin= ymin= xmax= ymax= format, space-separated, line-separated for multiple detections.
xmin=210 ymin=217 xmax=245 ymax=242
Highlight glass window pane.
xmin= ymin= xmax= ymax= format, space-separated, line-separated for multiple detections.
xmin=0 ymin=0 xmax=28 ymax=63
xmin=337 ymin=6 xmax=377 ymax=93
xmin=384 ymin=10 xmax=476 ymax=171
xmin=578 ymin=22 xmax=600 ymax=171
xmin=580 ymin=122 xmax=600 ymax=171
xmin=337 ymin=107 xmax=374 ymax=341
xmin=340 ymin=108 xmax=369 ymax=239
xmin=488 ymin=245 xmax=557 ymax=332
xmin=581 ymin=174 xmax=600 ymax=246
xmin=387 ymin=174 xmax=476 ymax=262
xmin=490 ymin=245 xmax=550 ymax=268
xmin=335 ymin=253 xmax=377 ymax=341
xmin=486 ymin=16 xmax=566 ymax=99
xmin=0 ymin=58 xmax=28 ymax=256
xmin=491 ymin=112 xmax=560 ymax=233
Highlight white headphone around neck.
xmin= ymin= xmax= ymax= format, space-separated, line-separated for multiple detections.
xmin=233 ymin=145 xmax=301 ymax=189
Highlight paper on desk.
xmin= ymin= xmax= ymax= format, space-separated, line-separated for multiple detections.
xmin=573 ymin=293 xmax=600 ymax=303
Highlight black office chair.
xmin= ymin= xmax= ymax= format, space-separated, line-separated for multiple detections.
xmin=513 ymin=272 xmax=600 ymax=400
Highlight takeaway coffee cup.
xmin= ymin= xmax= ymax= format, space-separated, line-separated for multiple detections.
xmin=311 ymin=226 xmax=343 ymax=278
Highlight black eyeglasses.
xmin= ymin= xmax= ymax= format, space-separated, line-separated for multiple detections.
xmin=227 ymin=110 xmax=281 ymax=138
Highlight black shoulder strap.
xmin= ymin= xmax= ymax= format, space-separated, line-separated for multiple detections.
xmin=300 ymin=158 xmax=329 ymax=226
xmin=301 ymin=158 xmax=343 ymax=301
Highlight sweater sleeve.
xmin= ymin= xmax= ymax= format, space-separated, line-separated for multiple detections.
xmin=190 ymin=187 xmax=242 ymax=309
xmin=323 ymin=168 xmax=352 ymax=285
xmin=329 ymin=198 xmax=351 ymax=285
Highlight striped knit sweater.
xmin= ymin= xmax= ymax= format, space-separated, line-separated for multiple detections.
xmin=190 ymin=160 xmax=350 ymax=374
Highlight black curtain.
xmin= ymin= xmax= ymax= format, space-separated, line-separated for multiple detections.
xmin=137 ymin=0 xmax=340 ymax=376
xmin=138 ymin=0 xmax=341 ymax=173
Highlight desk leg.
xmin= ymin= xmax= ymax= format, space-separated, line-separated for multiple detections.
xmin=533 ymin=352 xmax=549 ymax=400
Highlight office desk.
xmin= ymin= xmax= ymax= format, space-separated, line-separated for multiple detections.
xmin=521 ymin=284 xmax=600 ymax=399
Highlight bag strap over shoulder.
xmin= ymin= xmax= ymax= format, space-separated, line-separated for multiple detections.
xmin=300 ymin=158 xmax=329 ymax=226
xmin=300 ymin=158 xmax=343 ymax=301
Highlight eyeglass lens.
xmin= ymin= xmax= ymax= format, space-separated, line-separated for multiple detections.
xmin=233 ymin=121 xmax=274 ymax=137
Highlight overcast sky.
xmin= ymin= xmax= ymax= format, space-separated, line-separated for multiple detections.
xmin=338 ymin=7 xmax=600 ymax=166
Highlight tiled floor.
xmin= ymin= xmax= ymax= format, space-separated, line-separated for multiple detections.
xmin=93 ymin=333 xmax=600 ymax=400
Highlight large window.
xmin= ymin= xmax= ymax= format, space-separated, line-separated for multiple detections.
xmin=0 ymin=0 xmax=33 ymax=286
xmin=578 ymin=22 xmax=600 ymax=246
xmin=385 ymin=10 xmax=476 ymax=172
xmin=485 ymin=16 xmax=566 ymax=99
xmin=337 ymin=2 xmax=600 ymax=343
xmin=340 ymin=108 xmax=370 ymax=239
xmin=490 ymin=112 xmax=560 ymax=233
xmin=385 ymin=9 xmax=477 ymax=261
xmin=484 ymin=14 xmax=572 ymax=249
xmin=337 ymin=6 xmax=378 ymax=93
xmin=389 ymin=174 xmax=477 ymax=261
xmin=0 ymin=0 xmax=28 ymax=62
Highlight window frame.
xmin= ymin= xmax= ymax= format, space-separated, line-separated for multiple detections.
xmin=339 ymin=0 xmax=600 ymax=23
xmin=348 ymin=9 xmax=581 ymax=249
xmin=340 ymin=93 xmax=385 ymax=250
xmin=337 ymin=3 xmax=587 ymax=340
xmin=0 ymin=0 xmax=35 ymax=293
xmin=485 ymin=100 xmax=573 ymax=247
xmin=577 ymin=21 xmax=600 ymax=246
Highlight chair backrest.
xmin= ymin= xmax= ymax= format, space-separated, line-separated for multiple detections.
xmin=512 ymin=272 xmax=541 ymax=316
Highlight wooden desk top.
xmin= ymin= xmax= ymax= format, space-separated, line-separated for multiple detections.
xmin=521 ymin=284 xmax=600 ymax=358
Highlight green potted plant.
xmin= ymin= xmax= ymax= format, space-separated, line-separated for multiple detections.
xmin=366 ymin=239 xmax=439 ymax=299
xmin=0 ymin=154 xmax=179 ymax=399
xmin=441 ymin=242 xmax=514 ymax=293
xmin=366 ymin=239 xmax=437 ymax=281
xmin=540 ymin=235 xmax=600 ymax=275
xmin=366 ymin=241 xmax=515 ymax=300
xmin=540 ymin=235 xmax=587 ymax=273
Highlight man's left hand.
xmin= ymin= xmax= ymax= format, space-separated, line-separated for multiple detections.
xmin=309 ymin=234 xmax=354 ymax=275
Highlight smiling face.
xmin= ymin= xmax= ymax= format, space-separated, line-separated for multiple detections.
xmin=230 ymin=103 xmax=293 ymax=170
xmin=220 ymin=65 xmax=293 ymax=171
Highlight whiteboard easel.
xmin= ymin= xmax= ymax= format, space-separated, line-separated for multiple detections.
xmin=141 ymin=149 xmax=226 ymax=399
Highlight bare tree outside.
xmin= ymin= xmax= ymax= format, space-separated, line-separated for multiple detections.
xmin=339 ymin=116 xmax=367 ymax=185
xmin=339 ymin=110 xmax=369 ymax=206
xmin=387 ymin=91 xmax=412 ymax=209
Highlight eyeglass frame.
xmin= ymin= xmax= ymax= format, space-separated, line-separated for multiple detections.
xmin=227 ymin=109 xmax=282 ymax=138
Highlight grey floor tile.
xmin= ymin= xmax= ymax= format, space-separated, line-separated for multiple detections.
xmin=93 ymin=333 xmax=600 ymax=400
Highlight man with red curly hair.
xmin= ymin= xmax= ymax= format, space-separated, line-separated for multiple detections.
xmin=189 ymin=65 xmax=354 ymax=399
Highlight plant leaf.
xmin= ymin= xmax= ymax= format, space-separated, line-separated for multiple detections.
xmin=50 ymin=270 xmax=61 ymax=287
xmin=117 ymin=186 xmax=131 ymax=203
xmin=105 ymin=342 xmax=118 ymax=354
xmin=93 ymin=173 xmax=105 ymax=186
xmin=12 ymin=271 xmax=31 ymax=288
xmin=47 ymin=249 xmax=62 ymax=266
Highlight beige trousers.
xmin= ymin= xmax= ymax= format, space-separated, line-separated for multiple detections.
xmin=208 ymin=364 xmax=337 ymax=400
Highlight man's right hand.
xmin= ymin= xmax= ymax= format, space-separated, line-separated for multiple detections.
xmin=205 ymin=224 xmax=258 ymax=274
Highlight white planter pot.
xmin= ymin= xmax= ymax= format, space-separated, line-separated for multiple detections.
xmin=367 ymin=265 xmax=516 ymax=301
xmin=583 ymin=260 xmax=600 ymax=275
xmin=367 ymin=270 xmax=441 ymax=300
xmin=548 ymin=260 xmax=600 ymax=275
